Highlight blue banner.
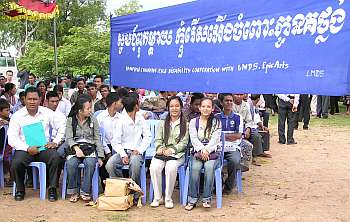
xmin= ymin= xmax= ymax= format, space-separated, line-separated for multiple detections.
xmin=110 ymin=0 xmax=350 ymax=95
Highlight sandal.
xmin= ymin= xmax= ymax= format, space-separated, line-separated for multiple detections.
xmin=185 ymin=203 xmax=196 ymax=211
xmin=202 ymin=202 xmax=211 ymax=208
xmin=69 ymin=194 xmax=80 ymax=203
xmin=81 ymin=194 xmax=91 ymax=201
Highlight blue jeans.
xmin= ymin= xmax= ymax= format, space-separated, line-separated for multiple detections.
xmin=187 ymin=156 xmax=220 ymax=204
xmin=105 ymin=153 xmax=144 ymax=186
xmin=66 ymin=156 xmax=97 ymax=195
xmin=224 ymin=150 xmax=241 ymax=190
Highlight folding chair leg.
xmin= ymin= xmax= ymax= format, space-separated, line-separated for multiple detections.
xmin=140 ymin=163 xmax=147 ymax=205
xmin=182 ymin=167 xmax=190 ymax=206
xmin=215 ymin=169 xmax=222 ymax=208
xmin=61 ymin=162 xmax=67 ymax=200
xmin=0 ymin=162 xmax=4 ymax=188
xmin=236 ymin=169 xmax=243 ymax=193
xmin=92 ymin=163 xmax=99 ymax=202
xmin=38 ymin=164 xmax=46 ymax=200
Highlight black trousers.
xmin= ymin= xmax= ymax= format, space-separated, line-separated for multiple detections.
xmin=278 ymin=100 xmax=297 ymax=144
xmin=297 ymin=94 xmax=311 ymax=128
xmin=99 ymin=144 xmax=112 ymax=191
xmin=11 ymin=149 xmax=61 ymax=192
xmin=330 ymin=96 xmax=340 ymax=115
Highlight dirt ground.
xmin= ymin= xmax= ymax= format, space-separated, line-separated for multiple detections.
xmin=1 ymin=116 xmax=350 ymax=222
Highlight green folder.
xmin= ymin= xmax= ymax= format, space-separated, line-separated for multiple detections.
xmin=22 ymin=122 xmax=47 ymax=152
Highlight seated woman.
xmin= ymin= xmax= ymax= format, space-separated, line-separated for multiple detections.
xmin=185 ymin=98 xmax=222 ymax=210
xmin=65 ymin=94 xmax=104 ymax=202
xmin=150 ymin=96 xmax=189 ymax=209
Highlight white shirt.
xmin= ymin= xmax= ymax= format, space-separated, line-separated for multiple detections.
xmin=57 ymin=97 xmax=72 ymax=117
xmin=277 ymin=94 xmax=300 ymax=107
xmin=111 ymin=111 xmax=152 ymax=157
xmin=50 ymin=110 xmax=67 ymax=142
xmin=96 ymin=109 xmax=121 ymax=154
xmin=8 ymin=106 xmax=66 ymax=151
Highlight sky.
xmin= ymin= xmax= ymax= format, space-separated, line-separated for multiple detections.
xmin=106 ymin=0 xmax=194 ymax=15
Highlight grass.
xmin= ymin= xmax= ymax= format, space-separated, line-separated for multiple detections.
xmin=269 ymin=103 xmax=350 ymax=128
xmin=105 ymin=213 xmax=129 ymax=222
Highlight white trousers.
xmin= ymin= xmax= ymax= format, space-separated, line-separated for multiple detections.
xmin=149 ymin=156 xmax=185 ymax=202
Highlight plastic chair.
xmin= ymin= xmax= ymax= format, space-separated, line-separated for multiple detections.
xmin=182 ymin=132 xmax=229 ymax=208
xmin=145 ymin=120 xmax=160 ymax=160
xmin=61 ymin=161 xmax=99 ymax=201
xmin=12 ymin=162 xmax=47 ymax=200
xmin=148 ymin=149 xmax=189 ymax=204
xmin=0 ymin=125 xmax=8 ymax=188
xmin=93 ymin=110 xmax=103 ymax=118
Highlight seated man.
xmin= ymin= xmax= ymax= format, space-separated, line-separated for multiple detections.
xmin=249 ymin=94 xmax=271 ymax=158
xmin=96 ymin=92 xmax=124 ymax=187
xmin=216 ymin=93 xmax=243 ymax=195
xmin=106 ymin=93 xmax=152 ymax=201
xmin=8 ymin=87 xmax=65 ymax=201
xmin=12 ymin=91 xmax=25 ymax=114
xmin=45 ymin=91 xmax=67 ymax=157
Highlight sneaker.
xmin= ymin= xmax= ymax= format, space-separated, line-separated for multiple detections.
xmin=150 ymin=198 xmax=164 ymax=207
xmin=165 ymin=200 xmax=174 ymax=209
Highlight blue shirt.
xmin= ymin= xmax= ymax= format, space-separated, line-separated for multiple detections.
xmin=215 ymin=111 xmax=243 ymax=152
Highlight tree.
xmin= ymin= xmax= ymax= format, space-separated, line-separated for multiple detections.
xmin=0 ymin=0 xmax=106 ymax=54
xmin=18 ymin=25 xmax=110 ymax=78
xmin=115 ymin=0 xmax=142 ymax=16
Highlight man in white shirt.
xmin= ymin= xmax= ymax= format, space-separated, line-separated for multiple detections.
xmin=277 ymin=94 xmax=299 ymax=145
xmin=106 ymin=93 xmax=151 ymax=199
xmin=96 ymin=92 xmax=123 ymax=184
xmin=45 ymin=91 xmax=67 ymax=153
xmin=56 ymin=85 xmax=72 ymax=117
xmin=9 ymin=87 xmax=65 ymax=201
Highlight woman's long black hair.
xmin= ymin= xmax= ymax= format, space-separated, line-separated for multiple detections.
xmin=163 ymin=96 xmax=187 ymax=145
xmin=200 ymin=97 xmax=219 ymax=138
xmin=68 ymin=94 xmax=92 ymax=118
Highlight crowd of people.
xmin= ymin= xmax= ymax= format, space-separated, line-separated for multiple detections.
xmin=0 ymin=70 xmax=349 ymax=210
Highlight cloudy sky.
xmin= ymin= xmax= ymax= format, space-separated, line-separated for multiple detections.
xmin=106 ymin=0 xmax=194 ymax=15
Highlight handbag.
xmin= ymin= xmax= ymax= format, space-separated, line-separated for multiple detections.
xmin=66 ymin=142 xmax=96 ymax=156
xmin=154 ymin=154 xmax=177 ymax=161
xmin=192 ymin=117 xmax=220 ymax=160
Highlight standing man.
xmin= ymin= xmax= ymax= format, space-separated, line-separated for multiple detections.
xmin=316 ymin=95 xmax=330 ymax=119
xmin=86 ymin=82 xmax=101 ymax=112
xmin=94 ymin=85 xmax=110 ymax=112
xmin=70 ymin=78 xmax=87 ymax=105
xmin=296 ymin=94 xmax=311 ymax=130
xmin=277 ymin=94 xmax=299 ymax=145
xmin=5 ymin=70 xmax=15 ymax=84
xmin=9 ymin=87 xmax=65 ymax=201
xmin=24 ymin=73 xmax=37 ymax=90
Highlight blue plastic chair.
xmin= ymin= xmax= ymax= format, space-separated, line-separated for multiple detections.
xmin=148 ymin=154 xmax=188 ymax=204
xmin=12 ymin=162 xmax=47 ymax=200
xmin=61 ymin=161 xmax=99 ymax=201
xmin=0 ymin=125 xmax=8 ymax=188
xmin=145 ymin=120 xmax=160 ymax=160
xmin=182 ymin=131 xmax=236 ymax=208
xmin=93 ymin=110 xmax=103 ymax=118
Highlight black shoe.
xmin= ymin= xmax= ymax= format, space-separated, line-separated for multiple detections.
xmin=48 ymin=188 xmax=58 ymax=202
xmin=241 ymin=164 xmax=249 ymax=172
xmin=15 ymin=191 xmax=25 ymax=201
xmin=322 ymin=115 xmax=328 ymax=119
xmin=222 ymin=188 xmax=232 ymax=195
xmin=287 ymin=141 xmax=297 ymax=145
xmin=303 ymin=126 xmax=309 ymax=130
xmin=278 ymin=141 xmax=286 ymax=144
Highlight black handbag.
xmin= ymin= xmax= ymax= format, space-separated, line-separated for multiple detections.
xmin=66 ymin=142 xmax=96 ymax=156
xmin=154 ymin=154 xmax=177 ymax=161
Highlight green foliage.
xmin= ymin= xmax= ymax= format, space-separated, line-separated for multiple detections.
xmin=18 ymin=25 xmax=110 ymax=78
xmin=115 ymin=0 xmax=142 ymax=16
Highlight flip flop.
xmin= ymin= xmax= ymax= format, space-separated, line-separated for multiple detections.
xmin=81 ymin=194 xmax=91 ymax=201
xmin=185 ymin=203 xmax=196 ymax=211
xmin=69 ymin=194 xmax=79 ymax=203
xmin=202 ymin=202 xmax=211 ymax=208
